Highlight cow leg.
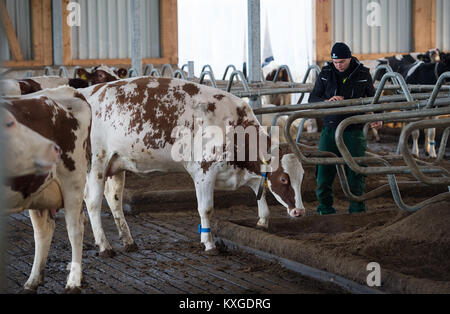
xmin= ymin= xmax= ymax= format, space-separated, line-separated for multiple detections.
xmin=256 ymin=196 xmax=270 ymax=229
xmin=104 ymin=171 xmax=137 ymax=251
xmin=84 ymin=165 xmax=114 ymax=257
xmin=192 ymin=172 xmax=217 ymax=252
xmin=24 ymin=209 xmax=55 ymax=292
xmin=249 ymin=185 xmax=270 ymax=229
xmin=425 ymin=128 xmax=437 ymax=158
xmin=60 ymin=186 xmax=85 ymax=293
xmin=411 ymin=129 xmax=420 ymax=157
xmin=370 ymin=127 xmax=380 ymax=142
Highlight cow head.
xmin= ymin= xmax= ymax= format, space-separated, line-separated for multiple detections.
xmin=1 ymin=107 xmax=60 ymax=178
xmin=76 ymin=65 xmax=128 ymax=85
xmin=265 ymin=145 xmax=306 ymax=218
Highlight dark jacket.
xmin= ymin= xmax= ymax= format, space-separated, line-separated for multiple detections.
xmin=308 ymin=57 xmax=376 ymax=130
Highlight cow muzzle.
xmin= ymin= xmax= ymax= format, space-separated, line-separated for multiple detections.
xmin=288 ymin=208 xmax=305 ymax=217
xmin=34 ymin=143 xmax=61 ymax=174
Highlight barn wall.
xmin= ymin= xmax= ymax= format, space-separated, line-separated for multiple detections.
xmin=436 ymin=0 xmax=450 ymax=51
xmin=0 ymin=0 xmax=33 ymax=61
xmin=70 ymin=0 xmax=160 ymax=60
xmin=332 ymin=0 xmax=413 ymax=54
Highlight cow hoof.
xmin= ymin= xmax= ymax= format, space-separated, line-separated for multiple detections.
xmin=124 ymin=242 xmax=138 ymax=252
xmin=256 ymin=223 xmax=268 ymax=230
xmin=64 ymin=286 xmax=82 ymax=294
xmin=205 ymin=248 xmax=220 ymax=256
xmin=98 ymin=248 xmax=116 ymax=258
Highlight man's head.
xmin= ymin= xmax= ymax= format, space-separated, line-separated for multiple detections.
xmin=331 ymin=42 xmax=352 ymax=72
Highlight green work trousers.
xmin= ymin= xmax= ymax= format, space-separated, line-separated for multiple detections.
xmin=315 ymin=127 xmax=367 ymax=214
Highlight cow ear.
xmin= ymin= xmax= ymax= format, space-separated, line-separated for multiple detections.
xmin=76 ymin=68 xmax=92 ymax=81
xmin=116 ymin=68 xmax=128 ymax=79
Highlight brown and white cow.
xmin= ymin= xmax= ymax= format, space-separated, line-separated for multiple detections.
xmin=1 ymin=86 xmax=91 ymax=293
xmin=0 ymin=65 xmax=127 ymax=97
xmin=79 ymin=77 xmax=306 ymax=255
xmin=1 ymin=108 xmax=61 ymax=178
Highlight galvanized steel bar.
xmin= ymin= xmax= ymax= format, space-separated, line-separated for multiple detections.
xmin=297 ymin=64 xmax=321 ymax=104
xmin=284 ymin=100 xmax=450 ymax=168
xmin=130 ymin=0 xmax=142 ymax=76
xmin=222 ymin=65 xmax=237 ymax=80
xmin=199 ymin=71 xmax=217 ymax=88
xmin=247 ymin=0 xmax=262 ymax=115
xmin=425 ymin=72 xmax=450 ymax=109
xmin=226 ymin=70 xmax=250 ymax=93
xmin=173 ymin=70 xmax=187 ymax=80
xmin=334 ymin=107 xmax=450 ymax=176
xmin=143 ymin=64 xmax=154 ymax=76
xmin=58 ymin=66 xmax=69 ymax=78
xmin=399 ymin=118 xmax=450 ymax=185
xmin=161 ymin=64 xmax=174 ymax=77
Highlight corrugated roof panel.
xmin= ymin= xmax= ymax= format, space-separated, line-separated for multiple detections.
xmin=333 ymin=0 xmax=412 ymax=54
xmin=436 ymin=0 xmax=450 ymax=51
xmin=70 ymin=0 xmax=160 ymax=60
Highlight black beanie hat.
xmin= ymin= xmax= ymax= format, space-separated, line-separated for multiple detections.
xmin=331 ymin=42 xmax=352 ymax=59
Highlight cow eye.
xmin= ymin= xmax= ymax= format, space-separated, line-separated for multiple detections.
xmin=280 ymin=175 xmax=289 ymax=184
xmin=6 ymin=121 xmax=15 ymax=128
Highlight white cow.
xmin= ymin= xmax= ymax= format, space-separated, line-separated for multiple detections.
xmin=79 ymin=77 xmax=307 ymax=255
xmin=1 ymin=108 xmax=60 ymax=178
xmin=1 ymin=86 xmax=91 ymax=293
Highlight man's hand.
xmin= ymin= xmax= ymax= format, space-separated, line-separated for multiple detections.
xmin=370 ymin=121 xmax=383 ymax=129
xmin=326 ymin=96 xmax=344 ymax=102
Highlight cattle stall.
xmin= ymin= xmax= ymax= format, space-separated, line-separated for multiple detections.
xmin=2 ymin=60 xmax=450 ymax=295
xmin=2 ymin=0 xmax=450 ymax=300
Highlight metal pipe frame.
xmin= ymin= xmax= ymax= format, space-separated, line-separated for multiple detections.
xmin=284 ymin=100 xmax=450 ymax=168
xmin=199 ymin=71 xmax=217 ymax=88
xmin=226 ymin=70 xmax=250 ymax=93
xmin=58 ymin=66 xmax=69 ymax=78
xmin=372 ymin=72 xmax=414 ymax=105
xmin=297 ymin=64 xmax=321 ymax=104
xmin=334 ymin=107 xmax=450 ymax=176
xmin=173 ymin=69 xmax=187 ymax=80
xmin=372 ymin=64 xmax=399 ymax=85
xmin=296 ymin=130 xmax=450 ymax=211
xmin=161 ymin=64 xmax=174 ymax=77
xmin=143 ymin=64 xmax=154 ymax=76
xmin=253 ymin=92 xmax=449 ymax=116
xmin=222 ymin=65 xmax=237 ymax=81
xmin=425 ymin=72 xmax=450 ymax=109
xmin=127 ymin=67 xmax=139 ymax=77
xmin=271 ymin=65 xmax=295 ymax=85
xmin=44 ymin=66 xmax=53 ymax=76
xmin=399 ymin=119 xmax=450 ymax=185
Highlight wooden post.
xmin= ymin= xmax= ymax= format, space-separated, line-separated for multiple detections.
xmin=160 ymin=0 xmax=178 ymax=65
xmin=315 ymin=0 xmax=332 ymax=64
xmin=413 ymin=0 xmax=437 ymax=52
xmin=0 ymin=0 xmax=24 ymax=61
xmin=62 ymin=0 xmax=72 ymax=65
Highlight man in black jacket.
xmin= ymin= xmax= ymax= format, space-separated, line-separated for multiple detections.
xmin=309 ymin=42 xmax=380 ymax=215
